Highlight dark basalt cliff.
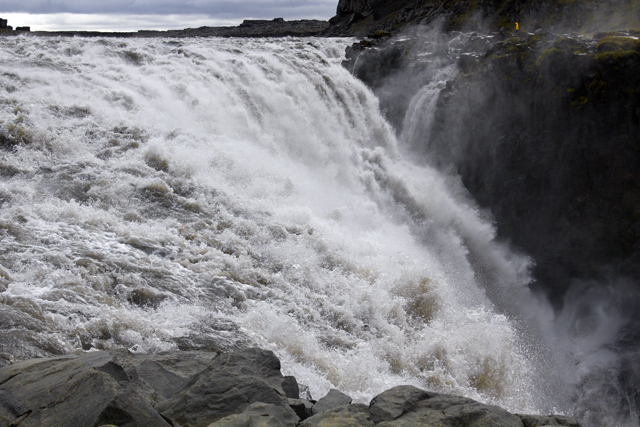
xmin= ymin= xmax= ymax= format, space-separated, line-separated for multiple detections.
xmin=343 ymin=28 xmax=640 ymax=305
xmin=325 ymin=0 xmax=640 ymax=36
xmin=341 ymin=21 xmax=640 ymax=423
xmin=427 ymin=31 xmax=640 ymax=301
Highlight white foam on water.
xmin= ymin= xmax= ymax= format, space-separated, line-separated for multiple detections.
xmin=0 ymin=35 xmax=543 ymax=414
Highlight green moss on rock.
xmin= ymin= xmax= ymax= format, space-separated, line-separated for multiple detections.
xmin=589 ymin=74 xmax=609 ymax=92
xmin=536 ymin=47 xmax=566 ymax=66
xmin=570 ymin=95 xmax=589 ymax=108
xmin=594 ymin=50 xmax=640 ymax=64
xmin=596 ymin=36 xmax=640 ymax=53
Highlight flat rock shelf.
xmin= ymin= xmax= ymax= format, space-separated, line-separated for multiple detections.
xmin=0 ymin=347 xmax=579 ymax=427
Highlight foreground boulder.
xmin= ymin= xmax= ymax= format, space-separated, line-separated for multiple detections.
xmin=299 ymin=385 xmax=580 ymax=427
xmin=0 ymin=349 xmax=579 ymax=427
xmin=301 ymin=404 xmax=373 ymax=427
xmin=209 ymin=402 xmax=300 ymax=427
xmin=157 ymin=348 xmax=300 ymax=426
xmin=0 ymin=350 xmax=174 ymax=427
xmin=368 ymin=386 xmax=525 ymax=426
xmin=311 ymin=388 xmax=353 ymax=415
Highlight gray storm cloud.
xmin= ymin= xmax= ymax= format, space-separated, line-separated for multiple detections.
xmin=1 ymin=0 xmax=337 ymax=19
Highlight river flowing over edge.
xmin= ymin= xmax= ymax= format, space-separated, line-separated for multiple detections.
xmin=0 ymin=35 xmax=558 ymax=417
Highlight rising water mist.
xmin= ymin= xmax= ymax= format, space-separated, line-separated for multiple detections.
xmin=0 ymin=36 xmax=551 ymax=415
xmin=392 ymin=28 xmax=640 ymax=427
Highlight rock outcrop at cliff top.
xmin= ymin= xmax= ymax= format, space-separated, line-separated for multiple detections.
xmin=0 ymin=348 xmax=578 ymax=427
xmin=325 ymin=0 xmax=640 ymax=36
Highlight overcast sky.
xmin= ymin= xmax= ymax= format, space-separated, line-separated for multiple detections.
xmin=1 ymin=0 xmax=338 ymax=31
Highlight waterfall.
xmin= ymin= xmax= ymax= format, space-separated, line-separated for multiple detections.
xmin=1 ymin=35 xmax=551 ymax=415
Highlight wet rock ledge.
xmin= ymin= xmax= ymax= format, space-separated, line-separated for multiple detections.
xmin=0 ymin=347 xmax=578 ymax=427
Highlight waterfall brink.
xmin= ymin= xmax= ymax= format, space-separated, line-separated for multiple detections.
xmin=1 ymin=36 xmax=546 ymax=414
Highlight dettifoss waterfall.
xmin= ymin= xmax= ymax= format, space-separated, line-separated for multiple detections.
xmin=0 ymin=36 xmax=631 ymax=426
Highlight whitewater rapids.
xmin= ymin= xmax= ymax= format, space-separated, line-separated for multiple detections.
xmin=0 ymin=35 xmax=545 ymax=414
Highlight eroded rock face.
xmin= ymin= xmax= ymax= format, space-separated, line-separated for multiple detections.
xmin=337 ymin=0 xmax=372 ymax=15
xmin=426 ymin=31 xmax=640 ymax=303
xmin=342 ymin=25 xmax=639 ymax=427
xmin=157 ymin=348 xmax=299 ymax=426
xmin=0 ymin=350 xmax=579 ymax=427
xmin=325 ymin=0 xmax=640 ymax=37
xmin=343 ymin=29 xmax=640 ymax=305
xmin=299 ymin=385 xmax=580 ymax=427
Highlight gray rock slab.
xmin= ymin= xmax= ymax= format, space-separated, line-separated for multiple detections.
xmin=207 ymin=402 xmax=299 ymax=427
xmin=0 ymin=349 xmax=579 ymax=427
xmin=375 ymin=391 xmax=525 ymax=427
xmin=92 ymin=386 xmax=173 ymax=427
xmin=287 ymin=398 xmax=314 ymax=420
xmin=518 ymin=414 xmax=580 ymax=427
xmin=312 ymin=388 xmax=353 ymax=414
xmin=368 ymin=385 xmax=433 ymax=423
xmin=128 ymin=350 xmax=219 ymax=378
xmin=207 ymin=347 xmax=282 ymax=378
xmin=159 ymin=348 xmax=293 ymax=427
xmin=301 ymin=404 xmax=374 ymax=427
xmin=282 ymin=375 xmax=299 ymax=399
xmin=128 ymin=359 xmax=189 ymax=398
xmin=159 ymin=374 xmax=287 ymax=426
xmin=0 ymin=351 xmax=170 ymax=427
xmin=117 ymin=349 xmax=218 ymax=406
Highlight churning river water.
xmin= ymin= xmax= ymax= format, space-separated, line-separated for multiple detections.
xmin=0 ymin=35 xmax=626 ymax=426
